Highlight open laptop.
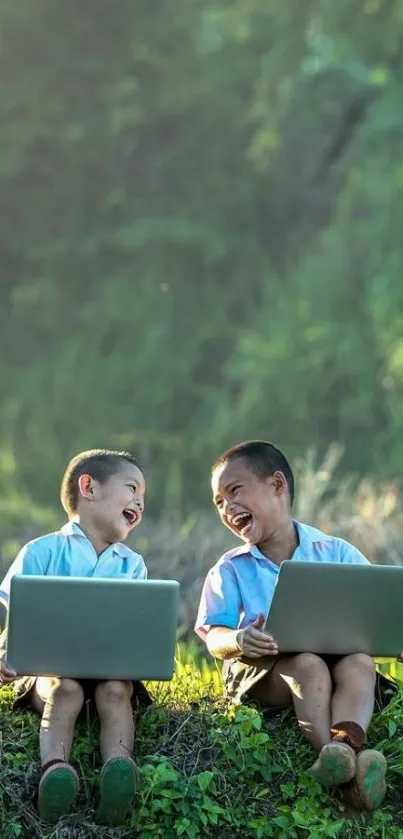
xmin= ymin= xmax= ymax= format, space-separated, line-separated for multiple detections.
xmin=6 ymin=576 xmax=180 ymax=681
xmin=265 ymin=561 xmax=403 ymax=657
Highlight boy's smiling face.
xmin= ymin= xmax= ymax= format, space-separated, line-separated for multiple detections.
xmin=212 ymin=456 xmax=289 ymax=546
xmin=79 ymin=462 xmax=145 ymax=546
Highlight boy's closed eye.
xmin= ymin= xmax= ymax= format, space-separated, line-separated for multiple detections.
xmin=214 ymin=485 xmax=242 ymax=508
xmin=127 ymin=483 xmax=143 ymax=497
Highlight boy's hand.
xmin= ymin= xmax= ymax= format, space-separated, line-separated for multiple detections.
xmin=0 ymin=654 xmax=17 ymax=685
xmin=235 ymin=613 xmax=279 ymax=659
xmin=397 ymin=651 xmax=403 ymax=663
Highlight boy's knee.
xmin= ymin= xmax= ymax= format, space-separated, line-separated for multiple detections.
xmin=293 ymin=653 xmax=330 ymax=682
xmin=52 ymin=677 xmax=84 ymax=704
xmin=94 ymin=680 xmax=133 ymax=706
xmin=339 ymin=653 xmax=376 ymax=682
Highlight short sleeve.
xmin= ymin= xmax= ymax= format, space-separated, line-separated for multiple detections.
xmin=340 ymin=540 xmax=370 ymax=565
xmin=0 ymin=543 xmax=46 ymax=609
xmin=132 ymin=553 xmax=148 ymax=580
xmin=194 ymin=561 xmax=242 ymax=639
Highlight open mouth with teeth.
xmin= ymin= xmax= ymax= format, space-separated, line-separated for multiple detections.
xmin=122 ymin=508 xmax=138 ymax=527
xmin=230 ymin=511 xmax=253 ymax=536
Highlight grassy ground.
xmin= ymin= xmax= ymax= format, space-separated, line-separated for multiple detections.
xmin=1 ymin=649 xmax=403 ymax=839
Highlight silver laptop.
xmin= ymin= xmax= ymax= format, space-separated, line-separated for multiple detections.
xmin=6 ymin=576 xmax=180 ymax=681
xmin=265 ymin=561 xmax=403 ymax=657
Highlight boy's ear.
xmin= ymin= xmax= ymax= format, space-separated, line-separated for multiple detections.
xmin=272 ymin=471 xmax=287 ymax=495
xmin=77 ymin=474 xmax=95 ymax=501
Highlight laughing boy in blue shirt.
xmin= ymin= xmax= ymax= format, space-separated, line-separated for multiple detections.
xmin=0 ymin=449 xmax=150 ymax=826
xmin=195 ymin=440 xmax=388 ymax=812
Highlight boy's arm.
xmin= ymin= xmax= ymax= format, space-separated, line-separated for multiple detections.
xmin=195 ymin=562 xmax=278 ymax=659
xmin=205 ymin=625 xmax=243 ymax=660
xmin=131 ymin=553 xmax=147 ymax=579
xmin=0 ymin=543 xmax=44 ymax=684
xmin=0 ymin=626 xmax=17 ymax=684
xmin=0 ymin=543 xmax=45 ymax=612
xmin=340 ymin=541 xmax=370 ymax=565
xmin=195 ymin=561 xmax=242 ymax=651
xmin=206 ymin=616 xmax=278 ymax=660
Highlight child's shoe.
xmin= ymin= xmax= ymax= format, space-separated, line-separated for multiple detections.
xmin=38 ymin=760 xmax=79 ymax=822
xmin=342 ymin=749 xmax=387 ymax=811
xmin=96 ymin=756 xmax=138 ymax=826
xmin=309 ymin=742 xmax=356 ymax=786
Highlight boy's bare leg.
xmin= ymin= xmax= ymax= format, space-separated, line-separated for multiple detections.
xmin=330 ymin=654 xmax=386 ymax=811
xmin=249 ymin=652 xmax=332 ymax=751
xmin=331 ymin=654 xmax=376 ymax=732
xmin=94 ymin=680 xmax=134 ymax=762
xmin=30 ymin=677 xmax=83 ymax=822
xmin=94 ymin=680 xmax=137 ymax=826
xmin=247 ymin=651 xmax=383 ymax=800
xmin=32 ymin=677 xmax=85 ymax=765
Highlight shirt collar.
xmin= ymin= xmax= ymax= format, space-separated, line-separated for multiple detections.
xmin=61 ymin=520 xmax=87 ymax=537
xmin=60 ymin=520 xmax=129 ymax=557
xmin=230 ymin=520 xmax=327 ymax=560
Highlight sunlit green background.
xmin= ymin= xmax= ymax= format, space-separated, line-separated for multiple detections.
xmin=1 ymin=0 xmax=403 ymax=642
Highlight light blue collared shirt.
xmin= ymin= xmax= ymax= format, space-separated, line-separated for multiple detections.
xmin=195 ymin=521 xmax=369 ymax=638
xmin=0 ymin=521 xmax=147 ymax=609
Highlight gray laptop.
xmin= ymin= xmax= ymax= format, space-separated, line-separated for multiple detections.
xmin=6 ymin=576 xmax=180 ymax=681
xmin=265 ymin=561 xmax=403 ymax=657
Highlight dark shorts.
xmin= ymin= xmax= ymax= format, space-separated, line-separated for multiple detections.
xmin=12 ymin=675 xmax=152 ymax=713
xmin=223 ymin=654 xmax=397 ymax=712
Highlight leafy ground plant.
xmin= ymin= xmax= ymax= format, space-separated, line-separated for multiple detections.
xmin=1 ymin=649 xmax=403 ymax=839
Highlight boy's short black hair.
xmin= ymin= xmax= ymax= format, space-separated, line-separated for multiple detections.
xmin=60 ymin=449 xmax=142 ymax=517
xmin=212 ymin=440 xmax=295 ymax=504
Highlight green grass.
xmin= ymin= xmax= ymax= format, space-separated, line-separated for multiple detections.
xmin=1 ymin=650 xmax=403 ymax=839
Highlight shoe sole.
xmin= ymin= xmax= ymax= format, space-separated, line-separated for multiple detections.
xmin=310 ymin=743 xmax=356 ymax=787
xmin=96 ymin=757 xmax=138 ymax=826
xmin=38 ymin=765 xmax=79 ymax=823
xmin=351 ymin=750 xmax=387 ymax=811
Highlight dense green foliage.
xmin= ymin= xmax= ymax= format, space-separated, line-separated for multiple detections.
xmin=1 ymin=1 xmax=403 ymax=517
xmin=1 ymin=652 xmax=403 ymax=839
